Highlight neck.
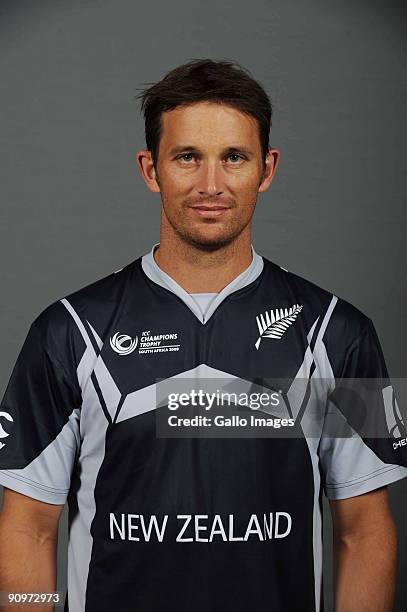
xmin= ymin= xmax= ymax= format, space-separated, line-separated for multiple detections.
xmin=154 ymin=228 xmax=253 ymax=293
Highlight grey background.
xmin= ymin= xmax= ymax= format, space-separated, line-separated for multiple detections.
xmin=0 ymin=0 xmax=406 ymax=609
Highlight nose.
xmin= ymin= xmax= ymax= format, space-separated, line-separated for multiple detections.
xmin=195 ymin=159 xmax=224 ymax=197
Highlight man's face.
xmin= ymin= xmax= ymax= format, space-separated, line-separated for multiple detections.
xmin=140 ymin=101 xmax=278 ymax=250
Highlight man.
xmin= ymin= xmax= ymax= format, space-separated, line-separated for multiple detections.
xmin=0 ymin=58 xmax=406 ymax=612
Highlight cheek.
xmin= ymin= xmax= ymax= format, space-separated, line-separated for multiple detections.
xmin=228 ymin=167 xmax=262 ymax=189
xmin=233 ymin=177 xmax=261 ymax=201
xmin=161 ymin=168 xmax=192 ymax=189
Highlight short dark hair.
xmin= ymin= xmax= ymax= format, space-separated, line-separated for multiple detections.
xmin=135 ymin=58 xmax=273 ymax=169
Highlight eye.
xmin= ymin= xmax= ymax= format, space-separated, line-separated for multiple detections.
xmin=178 ymin=153 xmax=195 ymax=162
xmin=227 ymin=153 xmax=244 ymax=163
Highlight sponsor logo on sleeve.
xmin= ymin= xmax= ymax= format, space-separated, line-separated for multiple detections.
xmin=0 ymin=410 xmax=14 ymax=450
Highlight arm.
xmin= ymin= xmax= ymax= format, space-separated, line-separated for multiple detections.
xmin=329 ymin=486 xmax=397 ymax=612
xmin=0 ymin=488 xmax=64 ymax=611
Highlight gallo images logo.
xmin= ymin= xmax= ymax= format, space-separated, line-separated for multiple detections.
xmin=110 ymin=332 xmax=138 ymax=355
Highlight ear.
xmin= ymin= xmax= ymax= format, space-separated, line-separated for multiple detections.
xmin=258 ymin=149 xmax=280 ymax=193
xmin=135 ymin=149 xmax=161 ymax=193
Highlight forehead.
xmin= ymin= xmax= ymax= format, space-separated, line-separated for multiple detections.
xmin=159 ymin=102 xmax=260 ymax=150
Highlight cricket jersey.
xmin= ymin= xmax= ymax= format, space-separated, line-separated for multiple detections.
xmin=0 ymin=242 xmax=406 ymax=612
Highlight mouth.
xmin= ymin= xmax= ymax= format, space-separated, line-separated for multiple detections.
xmin=188 ymin=204 xmax=231 ymax=218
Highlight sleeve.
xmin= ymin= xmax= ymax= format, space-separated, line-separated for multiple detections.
xmin=0 ymin=321 xmax=81 ymax=505
xmin=319 ymin=317 xmax=407 ymax=500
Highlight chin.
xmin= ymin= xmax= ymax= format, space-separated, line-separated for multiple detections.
xmin=181 ymin=231 xmax=238 ymax=252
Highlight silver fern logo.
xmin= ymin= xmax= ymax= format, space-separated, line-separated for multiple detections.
xmin=255 ymin=304 xmax=303 ymax=350
xmin=110 ymin=332 xmax=138 ymax=355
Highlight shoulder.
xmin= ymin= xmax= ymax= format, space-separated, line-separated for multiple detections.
xmin=30 ymin=257 xmax=141 ymax=362
xmin=261 ymin=256 xmax=372 ymax=351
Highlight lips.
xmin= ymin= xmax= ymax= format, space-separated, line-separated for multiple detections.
xmin=189 ymin=205 xmax=230 ymax=211
xmin=188 ymin=205 xmax=230 ymax=218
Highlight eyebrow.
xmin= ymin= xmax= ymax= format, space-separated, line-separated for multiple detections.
xmin=168 ymin=145 xmax=254 ymax=156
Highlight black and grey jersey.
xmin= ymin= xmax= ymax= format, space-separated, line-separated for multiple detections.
xmin=0 ymin=243 xmax=406 ymax=612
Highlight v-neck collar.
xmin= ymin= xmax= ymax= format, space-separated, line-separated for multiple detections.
xmin=141 ymin=242 xmax=264 ymax=324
